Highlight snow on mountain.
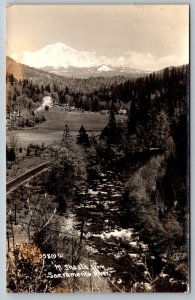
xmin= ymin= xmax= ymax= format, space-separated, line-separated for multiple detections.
xmin=10 ymin=43 xmax=150 ymax=77
xmin=97 ymin=65 xmax=113 ymax=72
xmin=11 ymin=42 xmax=100 ymax=69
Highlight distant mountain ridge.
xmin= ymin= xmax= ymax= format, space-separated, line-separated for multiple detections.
xmin=10 ymin=42 xmax=151 ymax=78
xmin=6 ymin=56 xmax=143 ymax=91
xmin=42 ymin=64 xmax=150 ymax=78
xmin=6 ymin=56 xmax=61 ymax=81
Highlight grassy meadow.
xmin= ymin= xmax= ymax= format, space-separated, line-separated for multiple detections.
xmin=7 ymin=107 xmax=127 ymax=147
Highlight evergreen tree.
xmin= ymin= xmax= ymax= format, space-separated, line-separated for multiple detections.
xmin=77 ymin=126 xmax=90 ymax=147
xmin=62 ymin=124 xmax=70 ymax=145
xmin=127 ymin=99 xmax=136 ymax=135
xmin=53 ymin=81 xmax=58 ymax=93
xmin=10 ymin=74 xmax=14 ymax=85
xmin=45 ymin=84 xmax=51 ymax=93
xmin=58 ymin=90 xmax=65 ymax=105
xmin=108 ymin=105 xmax=117 ymax=130
xmin=41 ymin=85 xmax=44 ymax=94
xmin=12 ymin=93 xmax=17 ymax=103
xmin=7 ymin=147 xmax=16 ymax=161
xmin=99 ymin=103 xmax=121 ymax=144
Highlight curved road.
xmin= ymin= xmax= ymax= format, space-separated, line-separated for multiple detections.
xmin=6 ymin=161 xmax=51 ymax=194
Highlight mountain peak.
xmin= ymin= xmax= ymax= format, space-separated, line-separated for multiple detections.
xmin=10 ymin=42 xmax=150 ymax=78
xmin=97 ymin=64 xmax=113 ymax=72
xmin=11 ymin=42 xmax=99 ymax=69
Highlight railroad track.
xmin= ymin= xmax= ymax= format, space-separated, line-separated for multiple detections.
xmin=6 ymin=161 xmax=51 ymax=194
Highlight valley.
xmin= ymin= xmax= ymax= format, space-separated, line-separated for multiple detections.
xmin=7 ymin=108 xmax=127 ymax=146
xmin=6 ymin=61 xmax=189 ymax=293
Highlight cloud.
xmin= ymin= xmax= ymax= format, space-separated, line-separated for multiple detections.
xmin=10 ymin=43 xmax=188 ymax=72
xmin=98 ymin=51 xmax=189 ymax=71
xmin=157 ymin=54 xmax=188 ymax=69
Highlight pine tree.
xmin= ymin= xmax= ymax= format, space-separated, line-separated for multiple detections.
xmin=127 ymin=99 xmax=136 ymax=135
xmin=10 ymin=74 xmax=16 ymax=85
xmin=45 ymin=84 xmax=51 ymax=93
xmin=53 ymin=81 xmax=58 ymax=93
xmin=108 ymin=103 xmax=117 ymax=130
xmin=100 ymin=104 xmax=122 ymax=145
xmin=77 ymin=126 xmax=90 ymax=147
xmin=62 ymin=124 xmax=70 ymax=144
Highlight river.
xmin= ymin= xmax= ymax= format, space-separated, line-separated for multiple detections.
xmin=73 ymin=168 xmax=150 ymax=291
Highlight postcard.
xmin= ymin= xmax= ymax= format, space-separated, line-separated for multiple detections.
xmin=6 ymin=4 xmax=189 ymax=293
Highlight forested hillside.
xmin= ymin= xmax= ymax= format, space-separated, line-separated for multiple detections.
xmin=6 ymin=63 xmax=189 ymax=292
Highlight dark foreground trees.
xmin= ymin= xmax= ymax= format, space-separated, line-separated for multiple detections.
xmin=77 ymin=126 xmax=90 ymax=147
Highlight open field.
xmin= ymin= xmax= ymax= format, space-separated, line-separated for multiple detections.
xmin=7 ymin=107 xmax=127 ymax=146
xmin=38 ymin=107 xmax=109 ymax=131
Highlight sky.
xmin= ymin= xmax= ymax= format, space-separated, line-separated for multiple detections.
xmin=6 ymin=4 xmax=189 ymax=71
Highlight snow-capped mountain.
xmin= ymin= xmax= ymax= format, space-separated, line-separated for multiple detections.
xmin=10 ymin=43 xmax=150 ymax=78
xmin=11 ymin=42 xmax=99 ymax=69
xmin=97 ymin=64 xmax=113 ymax=72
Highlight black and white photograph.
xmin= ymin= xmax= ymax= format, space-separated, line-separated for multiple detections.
xmin=6 ymin=4 xmax=189 ymax=293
